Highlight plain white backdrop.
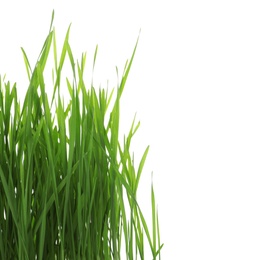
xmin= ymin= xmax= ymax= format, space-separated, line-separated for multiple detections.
xmin=1 ymin=1 xmax=256 ymax=259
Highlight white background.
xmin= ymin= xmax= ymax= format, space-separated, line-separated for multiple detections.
xmin=1 ymin=1 xmax=256 ymax=259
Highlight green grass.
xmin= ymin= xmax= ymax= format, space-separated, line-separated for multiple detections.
xmin=0 ymin=11 xmax=163 ymax=259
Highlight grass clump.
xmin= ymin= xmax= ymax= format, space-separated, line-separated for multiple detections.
xmin=0 ymin=11 xmax=163 ymax=259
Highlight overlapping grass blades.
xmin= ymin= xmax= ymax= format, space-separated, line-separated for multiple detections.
xmin=0 ymin=12 xmax=163 ymax=259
